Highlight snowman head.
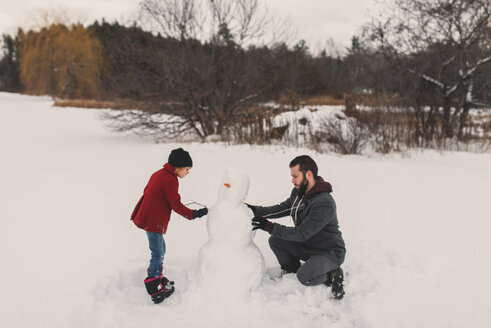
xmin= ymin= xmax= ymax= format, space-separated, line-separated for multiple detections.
xmin=218 ymin=167 xmax=249 ymax=204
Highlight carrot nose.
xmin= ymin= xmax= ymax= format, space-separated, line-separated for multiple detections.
xmin=224 ymin=183 xmax=231 ymax=188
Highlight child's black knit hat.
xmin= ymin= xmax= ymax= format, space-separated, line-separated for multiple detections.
xmin=168 ymin=148 xmax=193 ymax=168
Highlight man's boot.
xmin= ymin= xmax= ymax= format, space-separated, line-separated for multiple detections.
xmin=144 ymin=275 xmax=175 ymax=304
xmin=327 ymin=267 xmax=345 ymax=300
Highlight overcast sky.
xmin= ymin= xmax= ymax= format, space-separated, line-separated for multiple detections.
xmin=0 ymin=0 xmax=386 ymax=52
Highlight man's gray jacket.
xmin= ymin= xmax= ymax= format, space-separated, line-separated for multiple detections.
xmin=254 ymin=177 xmax=346 ymax=265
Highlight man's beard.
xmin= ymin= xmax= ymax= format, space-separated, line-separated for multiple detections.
xmin=297 ymin=177 xmax=309 ymax=197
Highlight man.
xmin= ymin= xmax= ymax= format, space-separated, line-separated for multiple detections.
xmin=249 ymin=155 xmax=346 ymax=299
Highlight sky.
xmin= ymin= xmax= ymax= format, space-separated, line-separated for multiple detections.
xmin=0 ymin=0 xmax=386 ymax=53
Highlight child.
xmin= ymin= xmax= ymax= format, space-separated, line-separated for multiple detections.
xmin=131 ymin=148 xmax=208 ymax=304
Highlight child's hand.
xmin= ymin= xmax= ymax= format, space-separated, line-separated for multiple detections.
xmin=192 ymin=208 xmax=208 ymax=219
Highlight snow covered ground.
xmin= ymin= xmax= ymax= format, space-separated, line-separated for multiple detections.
xmin=1 ymin=92 xmax=491 ymax=328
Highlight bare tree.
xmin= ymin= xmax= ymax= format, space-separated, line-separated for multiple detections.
xmin=365 ymin=0 xmax=491 ymax=139
xmin=138 ymin=0 xmax=201 ymax=40
xmin=209 ymin=0 xmax=266 ymax=43
xmin=98 ymin=109 xmax=189 ymax=138
xmin=133 ymin=0 xmax=282 ymax=139
xmin=163 ymin=35 xmax=266 ymax=139
xmin=137 ymin=0 xmax=270 ymax=45
xmin=137 ymin=0 xmax=298 ymax=47
xmin=267 ymin=14 xmax=297 ymax=46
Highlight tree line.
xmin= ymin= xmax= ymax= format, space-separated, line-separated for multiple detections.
xmin=1 ymin=0 xmax=490 ymax=150
xmin=0 ymin=20 xmax=371 ymax=138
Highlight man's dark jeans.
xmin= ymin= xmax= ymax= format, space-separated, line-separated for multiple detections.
xmin=269 ymin=236 xmax=339 ymax=286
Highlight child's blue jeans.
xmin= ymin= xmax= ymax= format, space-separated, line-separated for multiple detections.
xmin=146 ymin=231 xmax=166 ymax=278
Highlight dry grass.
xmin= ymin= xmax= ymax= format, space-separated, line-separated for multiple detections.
xmin=52 ymin=93 xmax=386 ymax=112
xmin=53 ymin=98 xmax=143 ymax=110
xmin=301 ymin=94 xmax=345 ymax=106
xmin=275 ymin=93 xmax=386 ymax=107
xmin=53 ymin=98 xmax=191 ymax=116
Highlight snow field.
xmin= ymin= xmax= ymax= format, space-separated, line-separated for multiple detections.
xmin=1 ymin=92 xmax=491 ymax=327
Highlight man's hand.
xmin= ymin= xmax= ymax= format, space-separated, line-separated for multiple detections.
xmin=245 ymin=203 xmax=257 ymax=215
xmin=251 ymin=217 xmax=274 ymax=233
xmin=192 ymin=208 xmax=208 ymax=219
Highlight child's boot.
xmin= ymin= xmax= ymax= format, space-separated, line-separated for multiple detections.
xmin=144 ymin=275 xmax=175 ymax=304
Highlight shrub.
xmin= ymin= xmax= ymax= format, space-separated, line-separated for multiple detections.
xmin=316 ymin=115 xmax=369 ymax=154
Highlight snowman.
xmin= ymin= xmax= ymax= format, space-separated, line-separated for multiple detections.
xmin=197 ymin=167 xmax=265 ymax=298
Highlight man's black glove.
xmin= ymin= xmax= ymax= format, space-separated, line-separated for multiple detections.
xmin=245 ymin=203 xmax=257 ymax=215
xmin=193 ymin=208 xmax=208 ymax=219
xmin=251 ymin=217 xmax=274 ymax=233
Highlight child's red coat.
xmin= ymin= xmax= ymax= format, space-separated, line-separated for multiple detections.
xmin=131 ymin=163 xmax=194 ymax=234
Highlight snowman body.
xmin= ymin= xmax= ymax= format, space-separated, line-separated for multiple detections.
xmin=197 ymin=167 xmax=265 ymax=297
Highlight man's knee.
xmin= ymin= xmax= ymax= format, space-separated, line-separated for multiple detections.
xmin=296 ymin=269 xmax=314 ymax=286
xmin=296 ymin=263 xmax=323 ymax=286
xmin=296 ymin=255 xmax=338 ymax=286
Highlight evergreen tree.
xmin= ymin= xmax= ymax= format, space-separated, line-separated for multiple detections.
xmin=0 ymin=34 xmax=21 ymax=91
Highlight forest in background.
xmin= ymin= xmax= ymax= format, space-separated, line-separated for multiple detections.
xmin=1 ymin=0 xmax=490 ymax=153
